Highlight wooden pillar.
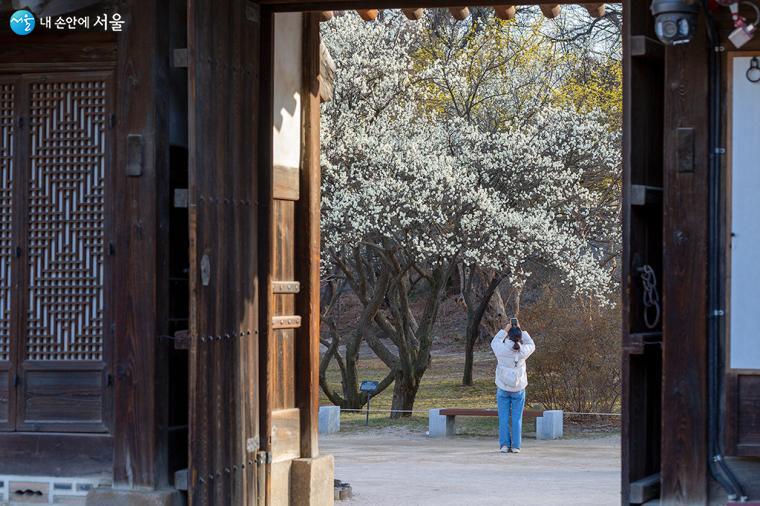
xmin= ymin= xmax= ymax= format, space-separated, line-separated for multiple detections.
xmin=112 ymin=0 xmax=171 ymax=489
xmin=295 ymin=12 xmax=321 ymax=460
xmin=660 ymin=12 xmax=710 ymax=505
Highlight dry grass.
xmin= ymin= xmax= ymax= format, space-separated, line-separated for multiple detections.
xmin=320 ymin=346 xmax=619 ymax=437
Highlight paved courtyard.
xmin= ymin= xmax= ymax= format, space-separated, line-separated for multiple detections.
xmin=321 ymin=430 xmax=620 ymax=505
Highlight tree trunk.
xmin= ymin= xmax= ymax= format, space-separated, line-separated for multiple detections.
xmin=462 ymin=309 xmax=478 ymax=386
xmin=461 ymin=269 xmax=505 ymax=386
xmin=480 ymin=289 xmax=505 ymax=341
xmin=390 ymin=371 xmax=419 ymax=418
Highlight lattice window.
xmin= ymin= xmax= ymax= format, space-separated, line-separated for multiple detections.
xmin=0 ymin=83 xmax=13 ymax=362
xmin=26 ymin=79 xmax=106 ymax=361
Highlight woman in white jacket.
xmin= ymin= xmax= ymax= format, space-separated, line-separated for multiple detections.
xmin=491 ymin=318 xmax=536 ymax=453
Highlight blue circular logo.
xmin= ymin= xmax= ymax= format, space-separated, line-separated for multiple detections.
xmin=10 ymin=10 xmax=35 ymax=36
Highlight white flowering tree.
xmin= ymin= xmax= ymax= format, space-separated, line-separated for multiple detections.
xmin=320 ymin=11 xmax=621 ymax=414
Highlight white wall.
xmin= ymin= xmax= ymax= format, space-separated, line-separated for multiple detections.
xmin=729 ymin=56 xmax=760 ymax=370
xmin=273 ymin=12 xmax=302 ymax=172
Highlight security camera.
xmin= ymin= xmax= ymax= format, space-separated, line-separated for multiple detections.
xmin=651 ymin=0 xmax=700 ymax=45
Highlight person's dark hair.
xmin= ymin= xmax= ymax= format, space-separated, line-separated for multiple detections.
xmin=507 ymin=327 xmax=522 ymax=351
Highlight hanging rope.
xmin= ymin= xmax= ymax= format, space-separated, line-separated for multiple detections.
xmin=748 ymin=56 xmax=760 ymax=83
xmin=638 ymin=265 xmax=661 ymax=329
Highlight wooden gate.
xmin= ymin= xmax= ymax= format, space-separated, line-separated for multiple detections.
xmin=0 ymin=71 xmax=114 ymax=433
xmin=187 ymin=0 xmax=261 ymax=503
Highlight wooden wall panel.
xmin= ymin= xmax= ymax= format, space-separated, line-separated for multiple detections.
xmin=188 ymin=0 xmax=260 ymax=504
xmin=660 ymin=15 xmax=710 ymax=505
xmin=0 ymin=432 xmax=113 ymax=476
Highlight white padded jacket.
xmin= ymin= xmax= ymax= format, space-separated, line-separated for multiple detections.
xmin=491 ymin=329 xmax=536 ymax=392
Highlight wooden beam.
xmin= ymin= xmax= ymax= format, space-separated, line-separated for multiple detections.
xmin=539 ymin=4 xmax=560 ymax=18
xmin=583 ymin=3 xmax=606 ymax=17
xmin=449 ymin=6 xmax=469 ymax=20
xmin=356 ymin=9 xmax=378 ymax=20
xmin=630 ymin=35 xmax=664 ymax=62
xmin=493 ymin=5 xmax=516 ymax=20
xmin=319 ymin=10 xmax=333 ymax=21
xmin=259 ymin=0 xmax=579 ymax=7
xmin=402 ymin=8 xmax=424 ymax=20
xmin=629 ymin=473 xmax=661 ymax=504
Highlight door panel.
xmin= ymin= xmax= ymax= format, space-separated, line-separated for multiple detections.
xmin=15 ymin=73 xmax=112 ymax=432
xmin=187 ymin=0 xmax=260 ymax=504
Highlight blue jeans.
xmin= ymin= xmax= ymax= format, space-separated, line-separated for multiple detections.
xmin=497 ymin=387 xmax=526 ymax=449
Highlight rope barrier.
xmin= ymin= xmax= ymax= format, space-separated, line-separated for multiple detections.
xmin=339 ymin=408 xmax=428 ymax=414
xmin=336 ymin=407 xmax=621 ymax=416
xmin=564 ymin=412 xmax=621 ymax=417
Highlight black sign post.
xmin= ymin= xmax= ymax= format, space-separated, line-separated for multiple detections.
xmin=360 ymin=380 xmax=379 ymax=426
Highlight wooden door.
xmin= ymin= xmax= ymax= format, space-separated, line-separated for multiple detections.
xmin=0 ymin=72 xmax=114 ymax=433
xmin=187 ymin=0 xmax=260 ymax=504
xmin=258 ymin=12 xmax=322 ymax=506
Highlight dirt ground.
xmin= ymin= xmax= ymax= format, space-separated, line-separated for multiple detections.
xmin=321 ymin=429 xmax=621 ymax=506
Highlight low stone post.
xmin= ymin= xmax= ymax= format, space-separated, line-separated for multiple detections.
xmin=319 ymin=406 xmax=341 ymax=434
xmin=536 ymin=410 xmax=563 ymax=440
xmin=428 ymin=409 xmax=455 ymax=437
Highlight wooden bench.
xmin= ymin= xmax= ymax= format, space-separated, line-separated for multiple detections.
xmin=439 ymin=408 xmax=542 ymax=419
xmin=429 ymin=408 xmax=555 ymax=438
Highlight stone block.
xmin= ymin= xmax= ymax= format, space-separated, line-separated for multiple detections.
xmin=318 ymin=406 xmax=341 ymax=434
xmin=85 ymin=488 xmax=184 ymax=506
xmin=291 ymin=454 xmax=334 ymax=506
xmin=428 ymin=409 xmax=455 ymax=438
xmin=536 ymin=410 xmax=563 ymax=440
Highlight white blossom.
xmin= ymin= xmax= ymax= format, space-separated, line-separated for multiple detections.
xmin=321 ymin=12 xmax=621 ymax=300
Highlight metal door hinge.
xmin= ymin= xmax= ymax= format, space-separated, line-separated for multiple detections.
xmin=255 ymin=451 xmax=271 ymax=465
